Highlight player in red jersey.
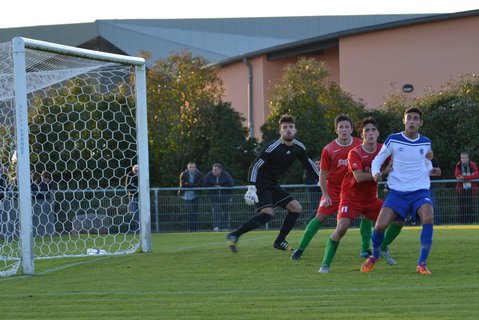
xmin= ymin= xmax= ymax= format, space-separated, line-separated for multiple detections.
xmin=318 ymin=117 xmax=389 ymax=273
xmin=291 ymin=114 xmax=370 ymax=260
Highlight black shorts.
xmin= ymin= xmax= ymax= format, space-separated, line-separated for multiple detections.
xmin=255 ymin=183 xmax=294 ymax=211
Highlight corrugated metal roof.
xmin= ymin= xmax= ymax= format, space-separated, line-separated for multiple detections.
xmin=2 ymin=11 xmax=477 ymax=66
xmin=0 ymin=23 xmax=97 ymax=47
xmin=96 ymin=15 xmax=434 ymax=65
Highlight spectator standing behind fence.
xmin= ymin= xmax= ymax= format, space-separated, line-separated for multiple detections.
xmin=178 ymin=161 xmax=203 ymax=232
xmin=125 ymin=164 xmax=139 ymax=227
xmin=302 ymin=158 xmax=322 ymax=219
xmin=31 ymin=170 xmax=57 ymax=236
xmin=202 ymin=163 xmax=234 ymax=232
xmin=455 ymin=152 xmax=479 ymax=224
xmin=0 ymin=165 xmax=13 ymax=238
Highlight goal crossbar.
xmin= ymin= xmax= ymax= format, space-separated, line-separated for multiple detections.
xmin=17 ymin=37 xmax=145 ymax=66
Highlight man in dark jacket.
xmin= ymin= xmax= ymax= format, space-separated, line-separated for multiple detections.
xmin=31 ymin=170 xmax=57 ymax=236
xmin=227 ymin=115 xmax=320 ymax=253
xmin=0 ymin=165 xmax=12 ymax=238
xmin=203 ymin=163 xmax=234 ymax=231
xmin=178 ymin=161 xmax=203 ymax=231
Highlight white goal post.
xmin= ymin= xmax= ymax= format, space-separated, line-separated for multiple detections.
xmin=0 ymin=37 xmax=151 ymax=276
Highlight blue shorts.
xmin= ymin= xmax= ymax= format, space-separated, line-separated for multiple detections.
xmin=383 ymin=189 xmax=433 ymax=221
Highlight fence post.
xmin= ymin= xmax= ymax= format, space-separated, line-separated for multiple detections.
xmin=154 ymin=189 xmax=160 ymax=233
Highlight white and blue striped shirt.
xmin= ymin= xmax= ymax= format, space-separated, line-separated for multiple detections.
xmin=372 ymin=132 xmax=432 ymax=192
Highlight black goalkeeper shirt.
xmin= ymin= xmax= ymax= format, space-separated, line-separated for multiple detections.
xmin=248 ymin=138 xmax=320 ymax=185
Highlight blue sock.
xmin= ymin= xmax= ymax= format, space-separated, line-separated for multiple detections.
xmin=371 ymin=229 xmax=384 ymax=259
xmin=418 ymin=224 xmax=433 ymax=265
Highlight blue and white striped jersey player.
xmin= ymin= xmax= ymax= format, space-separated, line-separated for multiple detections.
xmin=361 ymin=107 xmax=439 ymax=275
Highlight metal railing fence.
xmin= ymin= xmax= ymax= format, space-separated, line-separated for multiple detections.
xmin=3 ymin=180 xmax=474 ymax=237
xmin=149 ymin=180 xmax=478 ymax=233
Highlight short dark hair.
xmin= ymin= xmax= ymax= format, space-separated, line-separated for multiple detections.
xmin=278 ymin=115 xmax=295 ymax=125
xmin=187 ymin=161 xmax=196 ymax=166
xmin=334 ymin=114 xmax=353 ymax=128
xmin=360 ymin=117 xmax=377 ymax=130
xmin=404 ymin=107 xmax=422 ymax=119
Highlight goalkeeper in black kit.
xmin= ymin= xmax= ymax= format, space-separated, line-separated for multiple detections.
xmin=227 ymin=115 xmax=320 ymax=253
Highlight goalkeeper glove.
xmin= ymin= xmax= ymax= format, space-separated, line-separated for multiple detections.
xmin=244 ymin=185 xmax=259 ymax=205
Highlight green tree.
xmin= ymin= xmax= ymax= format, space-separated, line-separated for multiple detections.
xmin=197 ymin=102 xmax=258 ymax=185
xmin=28 ymin=77 xmax=136 ymax=189
xmin=147 ymin=50 xmax=256 ymax=186
xmin=379 ymin=74 xmax=479 ymax=177
xmin=147 ymin=50 xmax=223 ymax=186
xmin=417 ymin=75 xmax=479 ymax=177
xmin=366 ymin=92 xmax=409 ymax=142
xmin=262 ymin=58 xmax=365 ymax=183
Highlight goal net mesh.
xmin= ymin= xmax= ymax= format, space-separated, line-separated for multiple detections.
xmin=0 ymin=41 xmax=142 ymax=276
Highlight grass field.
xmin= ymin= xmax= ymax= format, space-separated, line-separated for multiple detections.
xmin=1 ymin=226 xmax=478 ymax=319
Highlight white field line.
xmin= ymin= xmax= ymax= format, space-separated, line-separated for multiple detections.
xmin=0 ymin=256 xmax=110 ymax=281
xmin=35 ymin=256 xmax=111 ymax=275
xmin=0 ymin=235 xmax=270 ymax=280
xmin=1 ymin=225 xmax=477 ymax=280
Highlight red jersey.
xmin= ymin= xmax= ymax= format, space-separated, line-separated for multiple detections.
xmin=340 ymin=143 xmax=382 ymax=202
xmin=320 ymin=137 xmax=362 ymax=194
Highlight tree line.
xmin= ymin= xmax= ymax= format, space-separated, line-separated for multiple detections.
xmin=8 ymin=52 xmax=479 ymax=188
xmin=147 ymin=54 xmax=479 ymax=186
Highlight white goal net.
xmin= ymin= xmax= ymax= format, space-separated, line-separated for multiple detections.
xmin=0 ymin=38 xmax=151 ymax=276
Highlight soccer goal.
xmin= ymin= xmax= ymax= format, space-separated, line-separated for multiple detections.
xmin=0 ymin=37 xmax=151 ymax=276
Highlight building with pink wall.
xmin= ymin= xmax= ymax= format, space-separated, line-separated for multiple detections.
xmin=340 ymin=15 xmax=479 ymax=107
xmin=218 ymin=12 xmax=479 ymax=138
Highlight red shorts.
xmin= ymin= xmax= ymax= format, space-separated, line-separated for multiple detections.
xmin=316 ymin=189 xmax=341 ymax=216
xmin=337 ymin=198 xmax=384 ymax=221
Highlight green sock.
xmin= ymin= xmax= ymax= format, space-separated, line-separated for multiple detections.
xmin=359 ymin=218 xmax=373 ymax=252
xmin=321 ymin=237 xmax=339 ymax=267
xmin=381 ymin=223 xmax=403 ymax=251
xmin=297 ymin=218 xmax=322 ymax=251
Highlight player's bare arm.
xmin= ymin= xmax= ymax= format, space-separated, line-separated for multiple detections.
xmin=426 ymin=149 xmax=433 ymax=160
xmin=352 ymin=169 xmax=373 ymax=183
xmin=319 ymin=169 xmax=331 ymax=206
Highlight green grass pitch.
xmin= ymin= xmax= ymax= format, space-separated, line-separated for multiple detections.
xmin=1 ymin=226 xmax=478 ymax=319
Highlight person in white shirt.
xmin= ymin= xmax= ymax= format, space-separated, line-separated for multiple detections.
xmin=361 ymin=107 xmax=439 ymax=275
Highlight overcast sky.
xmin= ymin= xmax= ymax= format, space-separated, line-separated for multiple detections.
xmin=1 ymin=0 xmax=477 ymax=28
